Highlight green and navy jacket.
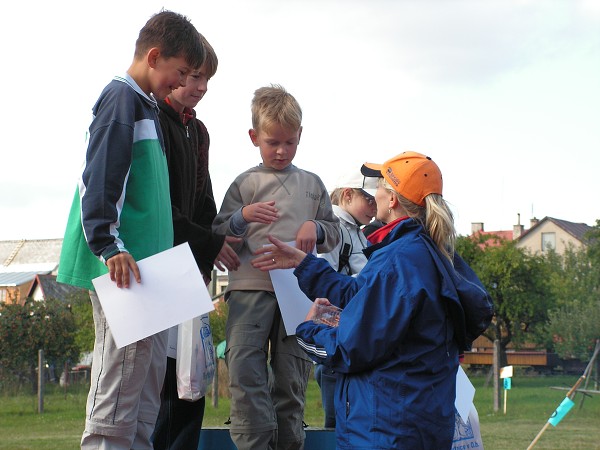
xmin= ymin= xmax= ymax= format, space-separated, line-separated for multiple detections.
xmin=58 ymin=75 xmax=174 ymax=290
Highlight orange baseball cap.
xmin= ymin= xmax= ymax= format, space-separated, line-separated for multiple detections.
xmin=361 ymin=151 xmax=443 ymax=206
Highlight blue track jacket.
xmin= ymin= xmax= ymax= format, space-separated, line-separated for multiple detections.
xmin=295 ymin=218 xmax=492 ymax=449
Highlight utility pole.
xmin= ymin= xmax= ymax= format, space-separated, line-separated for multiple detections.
xmin=38 ymin=350 xmax=44 ymax=414
xmin=493 ymin=340 xmax=500 ymax=412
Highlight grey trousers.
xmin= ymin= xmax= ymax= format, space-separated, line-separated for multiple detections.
xmin=81 ymin=291 xmax=168 ymax=450
xmin=226 ymin=290 xmax=312 ymax=450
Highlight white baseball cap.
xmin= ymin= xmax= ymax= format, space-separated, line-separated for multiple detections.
xmin=334 ymin=169 xmax=379 ymax=197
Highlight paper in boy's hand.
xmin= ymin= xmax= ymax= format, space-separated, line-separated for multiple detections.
xmin=92 ymin=243 xmax=213 ymax=348
xmin=313 ymin=304 xmax=342 ymax=327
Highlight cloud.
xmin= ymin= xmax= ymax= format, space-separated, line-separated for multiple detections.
xmin=1 ymin=0 xmax=598 ymax=240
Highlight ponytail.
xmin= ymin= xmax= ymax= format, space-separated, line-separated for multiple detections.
xmin=396 ymin=193 xmax=456 ymax=263
xmin=424 ymin=194 xmax=455 ymax=262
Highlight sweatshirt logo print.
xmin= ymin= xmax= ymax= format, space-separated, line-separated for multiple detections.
xmin=306 ymin=191 xmax=321 ymax=201
xmin=272 ymin=173 xmax=291 ymax=195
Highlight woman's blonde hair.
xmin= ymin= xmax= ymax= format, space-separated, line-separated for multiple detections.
xmin=381 ymin=178 xmax=456 ymax=262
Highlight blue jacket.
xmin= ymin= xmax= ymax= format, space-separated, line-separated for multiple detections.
xmin=295 ymin=219 xmax=492 ymax=449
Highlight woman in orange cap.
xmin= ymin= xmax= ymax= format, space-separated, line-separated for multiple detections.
xmin=252 ymin=151 xmax=493 ymax=449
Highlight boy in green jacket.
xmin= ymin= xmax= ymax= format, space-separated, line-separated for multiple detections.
xmin=58 ymin=10 xmax=204 ymax=449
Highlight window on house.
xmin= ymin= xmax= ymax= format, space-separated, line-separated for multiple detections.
xmin=541 ymin=232 xmax=556 ymax=252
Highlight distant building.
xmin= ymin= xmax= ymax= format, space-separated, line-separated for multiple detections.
xmin=28 ymin=273 xmax=84 ymax=303
xmin=208 ymin=270 xmax=230 ymax=301
xmin=516 ymin=216 xmax=592 ymax=254
xmin=470 ymin=214 xmax=592 ymax=255
xmin=0 ymin=238 xmax=63 ymax=304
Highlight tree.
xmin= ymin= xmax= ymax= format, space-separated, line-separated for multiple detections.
xmin=69 ymin=291 xmax=95 ymax=354
xmin=546 ymin=301 xmax=600 ymax=361
xmin=456 ymin=235 xmax=555 ymax=366
xmin=0 ymin=298 xmax=80 ymax=391
xmin=209 ymin=300 xmax=228 ymax=346
xmin=585 ymin=219 xmax=600 ymax=265
xmin=544 ymin=221 xmax=600 ymax=361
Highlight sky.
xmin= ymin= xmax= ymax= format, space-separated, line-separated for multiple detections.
xmin=1 ymin=0 xmax=599 ymax=240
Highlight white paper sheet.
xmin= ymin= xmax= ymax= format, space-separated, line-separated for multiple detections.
xmin=269 ymin=242 xmax=314 ymax=336
xmin=270 ymin=268 xmax=313 ymax=336
xmin=455 ymin=365 xmax=476 ymax=422
xmin=92 ymin=243 xmax=214 ymax=348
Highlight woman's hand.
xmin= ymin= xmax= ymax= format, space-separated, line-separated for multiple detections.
xmin=252 ymin=235 xmax=307 ymax=271
xmin=305 ymin=297 xmax=334 ymax=322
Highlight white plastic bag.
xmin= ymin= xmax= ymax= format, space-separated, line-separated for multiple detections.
xmin=176 ymin=313 xmax=215 ymax=401
xmin=452 ymin=404 xmax=484 ymax=450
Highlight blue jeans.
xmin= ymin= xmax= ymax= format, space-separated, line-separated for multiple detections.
xmin=314 ymin=363 xmax=336 ymax=428
xmin=152 ymin=357 xmax=205 ymax=450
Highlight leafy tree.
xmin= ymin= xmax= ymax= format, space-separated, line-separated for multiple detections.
xmin=546 ymin=301 xmax=599 ymax=360
xmin=69 ymin=291 xmax=95 ymax=354
xmin=456 ymin=235 xmax=554 ymax=366
xmin=544 ymin=221 xmax=600 ymax=361
xmin=0 ymin=298 xmax=80 ymax=391
xmin=586 ymin=219 xmax=600 ymax=265
xmin=209 ymin=300 xmax=228 ymax=346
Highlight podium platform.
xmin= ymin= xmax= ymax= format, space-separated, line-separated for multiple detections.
xmin=198 ymin=427 xmax=336 ymax=449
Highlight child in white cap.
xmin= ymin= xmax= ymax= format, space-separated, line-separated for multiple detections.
xmin=315 ymin=168 xmax=378 ymax=427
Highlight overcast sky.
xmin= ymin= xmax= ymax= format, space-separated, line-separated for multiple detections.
xmin=1 ymin=0 xmax=599 ymax=240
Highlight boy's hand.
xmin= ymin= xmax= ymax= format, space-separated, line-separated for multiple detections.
xmin=242 ymin=201 xmax=279 ymax=224
xmin=214 ymin=236 xmax=242 ymax=272
xmin=295 ymin=221 xmax=317 ymax=254
xmin=106 ymin=252 xmax=141 ymax=288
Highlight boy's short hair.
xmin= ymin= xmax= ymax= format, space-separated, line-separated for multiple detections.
xmin=251 ymin=84 xmax=302 ymax=133
xmin=135 ymin=9 xmax=204 ymax=70
xmin=200 ymin=34 xmax=218 ymax=79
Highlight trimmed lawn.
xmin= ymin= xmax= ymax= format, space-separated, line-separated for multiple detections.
xmin=0 ymin=373 xmax=598 ymax=449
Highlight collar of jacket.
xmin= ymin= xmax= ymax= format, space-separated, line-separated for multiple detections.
xmin=363 ymin=217 xmax=419 ymax=259
xmin=159 ymin=98 xmax=196 ymax=125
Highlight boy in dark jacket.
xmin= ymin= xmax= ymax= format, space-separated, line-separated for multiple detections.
xmin=152 ymin=34 xmax=240 ymax=450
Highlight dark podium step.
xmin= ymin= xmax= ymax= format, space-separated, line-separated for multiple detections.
xmin=198 ymin=427 xmax=335 ymax=449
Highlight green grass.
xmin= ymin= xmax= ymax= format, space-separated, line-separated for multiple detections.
xmin=0 ymin=373 xmax=598 ymax=449
xmin=473 ymin=375 xmax=600 ymax=449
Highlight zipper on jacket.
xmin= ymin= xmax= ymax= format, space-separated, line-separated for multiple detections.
xmin=185 ymin=125 xmax=189 ymax=138
xmin=345 ymin=378 xmax=350 ymax=417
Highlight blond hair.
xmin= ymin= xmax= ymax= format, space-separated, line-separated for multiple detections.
xmin=330 ymin=188 xmax=362 ymax=207
xmin=251 ymin=84 xmax=302 ymax=133
xmin=381 ymin=178 xmax=456 ymax=262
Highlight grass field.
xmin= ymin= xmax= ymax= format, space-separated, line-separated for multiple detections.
xmin=0 ymin=372 xmax=598 ymax=449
